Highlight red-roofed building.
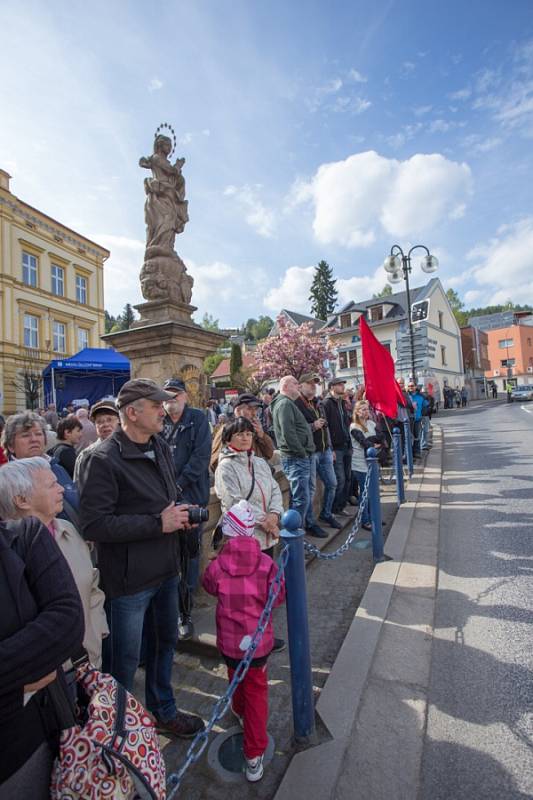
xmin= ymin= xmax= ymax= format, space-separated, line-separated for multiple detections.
xmin=210 ymin=352 xmax=257 ymax=387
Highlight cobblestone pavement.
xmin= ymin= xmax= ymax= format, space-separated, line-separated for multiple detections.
xmin=133 ymin=474 xmax=405 ymax=799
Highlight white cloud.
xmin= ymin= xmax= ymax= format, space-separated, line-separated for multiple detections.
xmin=223 ymin=184 xmax=276 ymax=237
xmin=468 ymin=217 xmax=533 ymax=305
xmin=461 ymin=134 xmax=502 ymax=154
xmin=93 ymin=234 xmax=145 ymax=316
xmin=148 ymin=77 xmax=163 ymax=92
xmin=464 ymin=289 xmax=483 ymax=304
xmin=413 ymin=105 xmax=433 ymax=116
xmin=348 ymin=69 xmax=367 ymax=83
xmin=264 ymin=266 xmax=315 ymax=313
xmin=448 ymin=87 xmax=471 ymax=101
xmin=289 ymin=150 xmax=472 ymax=247
xmin=427 ymin=118 xmax=451 ymax=133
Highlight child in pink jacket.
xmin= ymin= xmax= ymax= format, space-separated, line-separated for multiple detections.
xmin=202 ymin=500 xmax=285 ymax=782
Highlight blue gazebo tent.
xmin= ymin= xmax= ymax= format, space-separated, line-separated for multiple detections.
xmin=43 ymin=347 xmax=131 ymax=411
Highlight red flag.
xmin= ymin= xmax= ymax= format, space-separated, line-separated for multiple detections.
xmin=359 ymin=315 xmax=401 ymax=418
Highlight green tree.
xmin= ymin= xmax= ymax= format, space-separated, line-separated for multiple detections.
xmin=120 ymin=303 xmax=136 ymax=330
xmin=201 ymin=312 xmax=220 ymax=332
xmin=309 ymin=260 xmax=338 ymax=320
xmin=372 ymin=285 xmax=393 ymax=299
xmin=229 ymin=343 xmax=243 ymax=384
xmin=203 ymin=352 xmax=225 ymax=376
xmin=445 ymin=288 xmax=468 ymax=327
xmin=104 ymin=310 xmax=118 ymax=333
xmin=252 ymin=315 xmax=274 ymax=340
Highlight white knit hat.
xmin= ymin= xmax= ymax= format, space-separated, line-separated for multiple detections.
xmin=221 ymin=500 xmax=256 ymax=538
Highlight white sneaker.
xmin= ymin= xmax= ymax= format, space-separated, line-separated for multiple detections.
xmin=245 ymin=754 xmax=264 ymax=782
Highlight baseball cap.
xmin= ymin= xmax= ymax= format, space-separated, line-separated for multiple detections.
xmin=299 ymin=373 xmax=320 ymax=384
xmin=235 ymin=392 xmax=261 ymax=407
xmin=221 ymin=500 xmax=256 ymax=538
xmin=89 ymin=399 xmax=119 ymax=421
xmin=116 ymin=379 xmax=174 ymax=409
xmin=163 ymin=378 xmax=187 ymax=394
xmin=328 ymin=377 xmax=346 ymax=388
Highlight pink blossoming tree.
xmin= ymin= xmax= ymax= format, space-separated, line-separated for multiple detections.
xmin=253 ymin=315 xmax=335 ymax=383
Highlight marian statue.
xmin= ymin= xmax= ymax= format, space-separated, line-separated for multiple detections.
xmin=138 ymin=124 xmax=193 ymax=304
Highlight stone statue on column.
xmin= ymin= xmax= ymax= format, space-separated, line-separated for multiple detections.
xmin=139 ymin=125 xmax=193 ymax=304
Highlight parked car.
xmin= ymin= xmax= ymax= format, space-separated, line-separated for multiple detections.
xmin=510 ymin=385 xmax=533 ymax=401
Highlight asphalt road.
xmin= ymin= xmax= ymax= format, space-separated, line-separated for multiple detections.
xmin=420 ymin=401 xmax=533 ymax=799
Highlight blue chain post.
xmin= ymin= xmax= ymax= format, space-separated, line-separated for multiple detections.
xmin=366 ymin=447 xmax=385 ymax=562
xmin=280 ymin=509 xmax=316 ymax=745
xmin=403 ymin=418 xmax=414 ymax=478
xmin=392 ymin=427 xmax=405 ymax=505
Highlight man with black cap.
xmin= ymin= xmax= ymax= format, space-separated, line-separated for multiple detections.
xmin=210 ymin=392 xmax=274 ymax=472
xmin=323 ymin=378 xmax=353 ymax=515
xmin=79 ymin=378 xmax=205 ymax=739
xmin=73 ymin=398 xmax=120 ymax=483
xmin=160 ymin=378 xmax=212 ymax=640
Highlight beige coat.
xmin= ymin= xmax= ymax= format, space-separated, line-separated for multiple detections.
xmin=214 ymin=447 xmax=284 ymax=550
xmin=51 ymin=518 xmax=108 ymax=667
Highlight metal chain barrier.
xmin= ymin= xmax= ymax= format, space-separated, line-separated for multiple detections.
xmin=303 ymin=469 xmax=371 ymax=560
xmin=166 ymin=544 xmax=290 ymax=798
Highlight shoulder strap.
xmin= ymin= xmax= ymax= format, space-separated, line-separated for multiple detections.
xmin=245 ymin=459 xmax=256 ymax=501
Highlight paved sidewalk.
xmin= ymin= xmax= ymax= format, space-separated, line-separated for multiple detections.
xmin=275 ymin=428 xmax=443 ymax=800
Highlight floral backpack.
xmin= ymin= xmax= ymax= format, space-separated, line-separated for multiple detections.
xmin=50 ymin=661 xmax=166 ymax=799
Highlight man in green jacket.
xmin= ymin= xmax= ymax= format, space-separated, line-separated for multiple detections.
xmin=271 ymin=375 xmax=325 ymax=538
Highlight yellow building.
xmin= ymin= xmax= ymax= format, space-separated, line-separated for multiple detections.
xmin=0 ymin=169 xmax=109 ymax=412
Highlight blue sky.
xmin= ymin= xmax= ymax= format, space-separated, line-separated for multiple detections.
xmin=2 ymin=0 xmax=533 ymax=326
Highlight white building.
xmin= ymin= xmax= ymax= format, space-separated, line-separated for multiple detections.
xmin=321 ymin=278 xmax=464 ymax=399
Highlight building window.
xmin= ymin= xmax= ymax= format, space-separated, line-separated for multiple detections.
xmin=498 ymin=338 xmax=514 ymax=348
xmin=438 ymin=311 xmax=444 ymax=329
xmin=369 ymin=305 xmax=383 ymax=322
xmin=77 ymin=327 xmax=89 ymax=350
xmin=440 ymin=345 xmax=447 ymax=366
xmin=528 ymin=338 xmax=532 ymax=348
xmin=51 ymin=264 xmax=65 ymax=296
xmin=53 ymin=321 xmax=66 ymax=353
xmin=340 ymin=313 xmax=352 ymax=329
xmin=348 ymin=349 xmax=358 ymax=369
xmin=382 ymin=342 xmax=391 ymax=353
xmin=339 ymin=352 xmax=348 ymax=370
xmin=22 ymin=252 xmax=38 ymax=287
xmin=500 ymin=358 xmax=516 ymax=367
xmin=24 ymin=313 xmax=39 ymax=348
xmin=76 ymin=274 xmax=87 ymax=304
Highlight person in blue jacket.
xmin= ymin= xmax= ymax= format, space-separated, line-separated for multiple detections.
xmin=160 ymin=378 xmax=212 ymax=640
xmin=407 ymin=382 xmax=425 ymax=457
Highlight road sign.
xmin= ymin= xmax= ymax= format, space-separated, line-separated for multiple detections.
xmin=411 ymin=299 xmax=430 ymax=323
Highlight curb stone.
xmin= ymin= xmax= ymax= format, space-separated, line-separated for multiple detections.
xmin=273 ymin=427 xmax=443 ymax=800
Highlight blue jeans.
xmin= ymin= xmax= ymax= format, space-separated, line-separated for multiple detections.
xmin=332 ymin=447 xmax=352 ymax=513
xmin=420 ymin=416 xmax=430 ymax=450
xmin=313 ymin=450 xmax=337 ymax=519
xmin=353 ymin=470 xmax=370 ymax=524
xmin=103 ymin=576 xmax=179 ymax=722
xmin=281 ymin=456 xmax=311 ymax=528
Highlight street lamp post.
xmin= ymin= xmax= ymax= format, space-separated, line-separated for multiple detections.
xmin=383 ymin=245 xmax=439 ymax=383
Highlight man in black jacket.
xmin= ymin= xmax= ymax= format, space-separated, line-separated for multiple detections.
xmin=323 ymin=378 xmax=352 ymax=515
xmin=160 ymin=378 xmax=212 ymax=640
xmin=79 ymin=379 xmax=204 ymax=739
xmin=296 ymin=374 xmax=340 ymax=534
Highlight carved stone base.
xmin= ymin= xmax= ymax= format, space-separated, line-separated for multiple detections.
xmin=132 ymin=299 xmax=197 ymax=325
xmin=101 ymin=319 xmax=225 ymax=408
xmin=140 ymin=253 xmax=193 ymax=305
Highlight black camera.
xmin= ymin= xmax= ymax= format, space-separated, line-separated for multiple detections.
xmin=188 ymin=507 xmax=209 ymax=525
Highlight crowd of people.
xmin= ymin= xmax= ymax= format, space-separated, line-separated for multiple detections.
xmin=0 ymin=372 xmax=434 ymax=795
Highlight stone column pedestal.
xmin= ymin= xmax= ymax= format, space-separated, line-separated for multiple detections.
xmin=101 ymin=306 xmax=224 ymax=407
